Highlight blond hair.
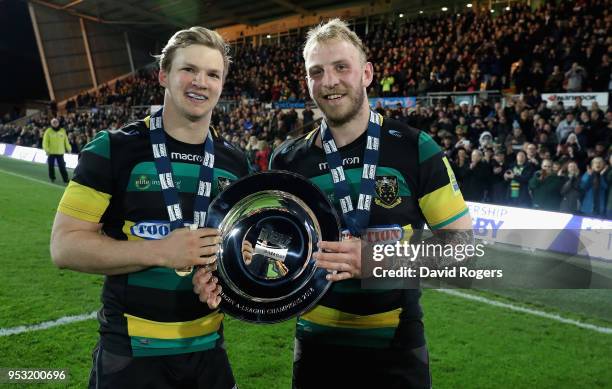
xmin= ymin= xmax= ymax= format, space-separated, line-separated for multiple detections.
xmin=302 ymin=18 xmax=367 ymax=64
xmin=155 ymin=26 xmax=231 ymax=80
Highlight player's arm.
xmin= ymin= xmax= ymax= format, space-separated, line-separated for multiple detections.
xmin=51 ymin=212 xmax=220 ymax=276
xmin=50 ymin=130 xmax=219 ymax=275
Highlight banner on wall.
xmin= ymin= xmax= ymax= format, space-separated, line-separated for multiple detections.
xmin=467 ymin=202 xmax=612 ymax=261
xmin=0 ymin=143 xmax=78 ymax=169
xmin=369 ymin=97 xmax=417 ymax=109
xmin=541 ymin=92 xmax=608 ymax=109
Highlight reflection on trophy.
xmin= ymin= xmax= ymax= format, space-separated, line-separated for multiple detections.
xmin=246 ymin=227 xmax=291 ymax=279
xmin=206 ymin=171 xmax=341 ymax=323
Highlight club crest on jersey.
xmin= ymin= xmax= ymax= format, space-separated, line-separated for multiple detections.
xmin=375 ymin=176 xmax=402 ymax=208
xmin=217 ymin=177 xmax=232 ymax=192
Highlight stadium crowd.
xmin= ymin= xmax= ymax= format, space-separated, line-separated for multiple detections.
xmin=1 ymin=0 xmax=611 ymax=217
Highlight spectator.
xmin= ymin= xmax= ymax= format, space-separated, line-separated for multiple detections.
xmin=525 ymin=143 xmax=540 ymax=166
xmin=505 ymin=125 xmax=526 ymax=152
xmin=245 ymin=135 xmax=259 ymax=167
xmin=380 ymin=70 xmax=395 ymax=96
xmin=545 ymin=65 xmax=565 ymax=92
xmin=528 ymin=159 xmax=565 ymax=210
xmin=555 ymin=112 xmax=578 ymax=143
xmin=489 ymin=150 xmax=508 ymax=204
xmin=461 ymin=150 xmax=492 ymax=201
xmin=606 ymin=155 xmax=612 ymax=219
xmin=564 ymin=62 xmax=588 ymax=92
xmin=254 ymin=140 xmax=271 ymax=172
xmin=42 ymin=118 xmax=71 ymax=183
xmin=504 ymin=150 xmax=536 ymax=207
xmin=451 ymin=148 xmax=470 ymax=188
xmin=592 ymin=54 xmax=610 ymax=92
xmin=580 ymin=157 xmax=607 ymax=217
xmin=560 ymin=161 xmax=583 ymax=213
xmin=572 ymin=96 xmax=587 ymax=116
xmin=302 ymin=107 xmax=315 ymax=132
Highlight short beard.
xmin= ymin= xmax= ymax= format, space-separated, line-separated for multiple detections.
xmin=319 ymin=86 xmax=365 ymax=127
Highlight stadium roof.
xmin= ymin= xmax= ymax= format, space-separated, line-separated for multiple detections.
xmin=30 ymin=0 xmax=373 ymax=36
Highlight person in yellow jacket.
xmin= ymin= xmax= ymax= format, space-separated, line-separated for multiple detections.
xmin=42 ymin=118 xmax=71 ymax=183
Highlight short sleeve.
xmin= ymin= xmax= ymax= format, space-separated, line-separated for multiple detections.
xmin=416 ymin=132 xmax=469 ymax=230
xmin=57 ymin=131 xmax=112 ymax=223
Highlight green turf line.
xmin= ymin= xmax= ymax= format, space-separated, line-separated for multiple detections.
xmin=0 ymin=156 xmax=73 ymax=187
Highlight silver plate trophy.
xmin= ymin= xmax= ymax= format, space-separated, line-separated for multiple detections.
xmin=206 ymin=170 xmax=341 ymax=323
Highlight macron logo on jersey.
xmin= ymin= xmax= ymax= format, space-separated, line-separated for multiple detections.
xmin=171 ymin=152 xmax=203 ymax=163
xmin=318 ymin=157 xmax=360 ymax=171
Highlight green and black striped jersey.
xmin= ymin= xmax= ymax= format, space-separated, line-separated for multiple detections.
xmin=57 ymin=117 xmax=249 ymax=357
xmin=270 ymin=117 xmax=468 ymax=349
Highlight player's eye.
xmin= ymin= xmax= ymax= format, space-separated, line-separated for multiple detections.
xmin=309 ymin=69 xmax=322 ymax=78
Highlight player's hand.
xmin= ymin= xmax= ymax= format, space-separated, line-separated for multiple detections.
xmin=157 ymin=227 xmax=220 ymax=270
xmin=313 ymin=238 xmax=362 ymax=281
xmin=193 ymin=267 xmax=221 ymax=309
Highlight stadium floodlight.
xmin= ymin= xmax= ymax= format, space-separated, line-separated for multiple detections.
xmin=467 ymin=3 xmax=473 ymax=7
xmin=442 ymin=7 xmax=448 ymax=11
xmin=399 ymin=13 xmax=404 ymax=18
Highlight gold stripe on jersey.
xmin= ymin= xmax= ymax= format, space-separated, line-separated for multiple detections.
xmin=418 ymin=182 xmax=468 ymax=229
xmin=301 ymin=305 xmax=401 ymax=329
xmin=125 ymin=311 xmax=223 ymax=339
xmin=122 ymin=221 xmax=142 ymax=241
xmin=57 ymin=181 xmax=111 ymax=223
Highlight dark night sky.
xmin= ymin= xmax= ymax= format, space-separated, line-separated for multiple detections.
xmin=0 ymin=0 xmax=48 ymax=105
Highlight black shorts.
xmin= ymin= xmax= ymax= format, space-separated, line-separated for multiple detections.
xmin=88 ymin=343 xmax=236 ymax=389
xmin=292 ymin=332 xmax=431 ymax=389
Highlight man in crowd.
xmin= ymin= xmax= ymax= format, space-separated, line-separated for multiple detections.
xmin=50 ymin=26 xmax=248 ymax=388
xmin=504 ymin=150 xmax=536 ymax=207
xmin=528 ymin=159 xmax=565 ymax=210
xmin=580 ymin=156 xmax=608 ymax=217
xmin=556 ymin=111 xmax=578 ymax=143
xmin=462 ymin=149 xmax=492 ymax=201
xmin=42 ymin=118 xmax=71 ymax=183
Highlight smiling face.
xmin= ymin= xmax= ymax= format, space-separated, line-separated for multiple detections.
xmin=158 ymin=44 xmax=224 ymax=124
xmin=305 ymin=39 xmax=373 ymax=127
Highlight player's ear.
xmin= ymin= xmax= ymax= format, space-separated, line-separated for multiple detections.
xmin=159 ymin=68 xmax=168 ymax=88
xmin=363 ymin=61 xmax=374 ymax=88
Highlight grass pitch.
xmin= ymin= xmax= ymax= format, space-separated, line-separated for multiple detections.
xmin=0 ymin=156 xmax=611 ymax=388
